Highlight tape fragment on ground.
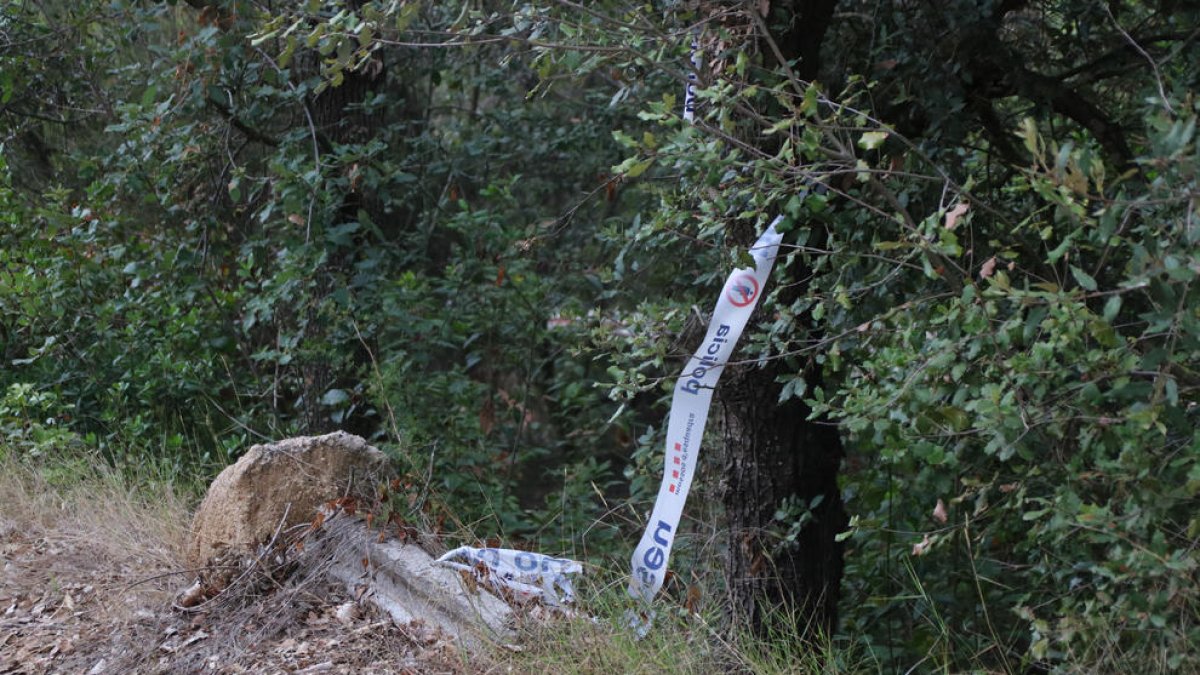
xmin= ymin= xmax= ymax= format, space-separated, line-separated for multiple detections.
xmin=435 ymin=547 xmax=582 ymax=607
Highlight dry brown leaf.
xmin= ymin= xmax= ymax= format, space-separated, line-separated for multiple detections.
xmin=287 ymin=214 xmax=305 ymax=226
xmin=944 ymin=202 xmax=969 ymax=230
xmin=933 ymin=499 xmax=948 ymax=524
xmin=758 ymin=0 xmax=770 ymax=17
xmin=979 ymin=256 xmax=997 ymax=279
xmin=335 ymin=602 xmax=357 ymax=625
xmin=684 ymin=584 xmax=702 ymax=613
xmin=912 ymin=533 xmax=932 ymax=556
xmin=479 ymin=396 xmax=495 ymax=436
xmin=176 ymin=580 xmax=205 ymax=609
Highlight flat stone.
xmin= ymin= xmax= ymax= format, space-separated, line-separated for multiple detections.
xmin=316 ymin=513 xmax=514 ymax=651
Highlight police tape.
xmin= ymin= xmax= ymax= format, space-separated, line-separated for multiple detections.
xmin=625 ymin=34 xmax=785 ymax=632
xmin=626 ymin=219 xmax=784 ymax=629
xmin=435 ymin=546 xmax=582 ymax=606
xmin=682 ymin=33 xmax=701 ymax=123
xmin=434 ymin=37 xmax=784 ymax=633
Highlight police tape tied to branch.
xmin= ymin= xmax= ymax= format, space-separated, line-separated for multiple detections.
xmin=626 ymin=218 xmax=784 ymax=623
xmin=626 ymin=35 xmax=786 ymax=631
xmin=434 ymin=37 xmax=786 ymax=633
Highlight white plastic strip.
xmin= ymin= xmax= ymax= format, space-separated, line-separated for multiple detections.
xmin=627 ymin=218 xmax=784 ymax=614
xmin=682 ymin=34 xmax=701 ymax=122
xmin=435 ymin=546 xmax=582 ymax=606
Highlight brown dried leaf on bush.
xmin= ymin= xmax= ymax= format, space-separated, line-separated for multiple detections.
xmin=944 ymin=202 xmax=969 ymax=230
xmin=979 ymin=256 xmax=997 ymax=279
xmin=912 ymin=534 xmax=932 ymax=556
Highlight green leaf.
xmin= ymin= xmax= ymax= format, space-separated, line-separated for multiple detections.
xmin=800 ymin=83 xmax=820 ymax=116
xmin=395 ymin=3 xmax=419 ymax=32
xmin=624 ymin=158 xmax=654 ymax=178
xmin=1165 ymin=377 xmax=1179 ymax=406
xmin=858 ymin=131 xmax=888 ymax=150
xmin=1103 ymin=294 xmax=1121 ymax=322
xmin=778 ymin=376 xmax=807 ymax=403
xmin=321 ymin=389 xmax=350 ymax=407
xmin=1070 ymin=265 xmax=1097 ymax=291
xmin=0 ymin=70 xmax=13 ymax=105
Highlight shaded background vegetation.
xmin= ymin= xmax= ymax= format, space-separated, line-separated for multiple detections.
xmin=2 ymin=0 xmax=1198 ymax=671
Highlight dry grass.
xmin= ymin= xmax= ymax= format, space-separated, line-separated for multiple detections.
xmin=0 ymin=449 xmax=473 ymax=673
xmin=0 ymin=448 xmax=875 ymax=674
xmin=0 ymin=450 xmax=192 ymax=573
xmin=0 ymin=449 xmax=197 ymax=673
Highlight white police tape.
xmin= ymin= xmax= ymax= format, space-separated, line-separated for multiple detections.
xmin=625 ymin=32 xmax=787 ymax=626
xmin=682 ymin=34 xmax=701 ymax=123
xmin=432 ymin=37 xmax=785 ymax=634
xmin=627 ymin=218 xmax=784 ymax=618
xmin=435 ymin=546 xmax=581 ymax=606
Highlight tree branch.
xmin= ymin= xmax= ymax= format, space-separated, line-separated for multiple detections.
xmin=205 ymin=96 xmax=279 ymax=147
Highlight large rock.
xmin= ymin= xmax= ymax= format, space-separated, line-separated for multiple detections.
xmin=187 ymin=432 xmax=390 ymax=567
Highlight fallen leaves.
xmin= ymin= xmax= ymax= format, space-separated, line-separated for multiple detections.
xmin=176 ymin=580 xmax=206 ymax=609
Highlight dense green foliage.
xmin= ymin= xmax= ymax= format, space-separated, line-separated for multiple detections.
xmin=3 ymin=0 xmax=1198 ymax=671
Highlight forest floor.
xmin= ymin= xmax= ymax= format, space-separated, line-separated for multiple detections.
xmin=0 ymin=453 xmax=780 ymax=675
xmin=0 ymin=459 xmax=476 ymax=674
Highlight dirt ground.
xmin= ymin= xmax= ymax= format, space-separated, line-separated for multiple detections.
xmin=0 ymin=464 xmax=477 ymax=675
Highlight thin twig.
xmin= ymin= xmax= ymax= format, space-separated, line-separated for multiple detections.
xmin=1104 ymin=5 xmax=1175 ymax=116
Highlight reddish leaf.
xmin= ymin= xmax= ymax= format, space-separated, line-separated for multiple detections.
xmin=912 ymin=534 xmax=932 ymax=556
xmin=980 ymin=256 xmax=997 ymax=279
xmin=944 ymin=202 xmax=969 ymax=230
xmin=684 ymin=584 xmax=702 ymax=613
xmin=479 ymin=396 xmax=495 ymax=436
xmin=933 ymin=499 xmax=948 ymax=524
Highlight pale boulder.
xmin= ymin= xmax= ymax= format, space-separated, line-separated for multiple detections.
xmin=187 ymin=431 xmax=390 ymax=567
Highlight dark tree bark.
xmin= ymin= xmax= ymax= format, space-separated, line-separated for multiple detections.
xmin=715 ymin=0 xmax=847 ymax=640
xmin=769 ymin=0 xmax=840 ymax=80
xmin=293 ymin=1 xmax=386 ymax=435
xmin=720 ymin=360 xmax=847 ymax=635
xmin=711 ymin=0 xmax=848 ymax=639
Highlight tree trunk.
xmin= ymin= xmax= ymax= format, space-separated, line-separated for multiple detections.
xmin=710 ymin=0 xmax=846 ymax=639
xmin=720 ymin=360 xmax=846 ymax=637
